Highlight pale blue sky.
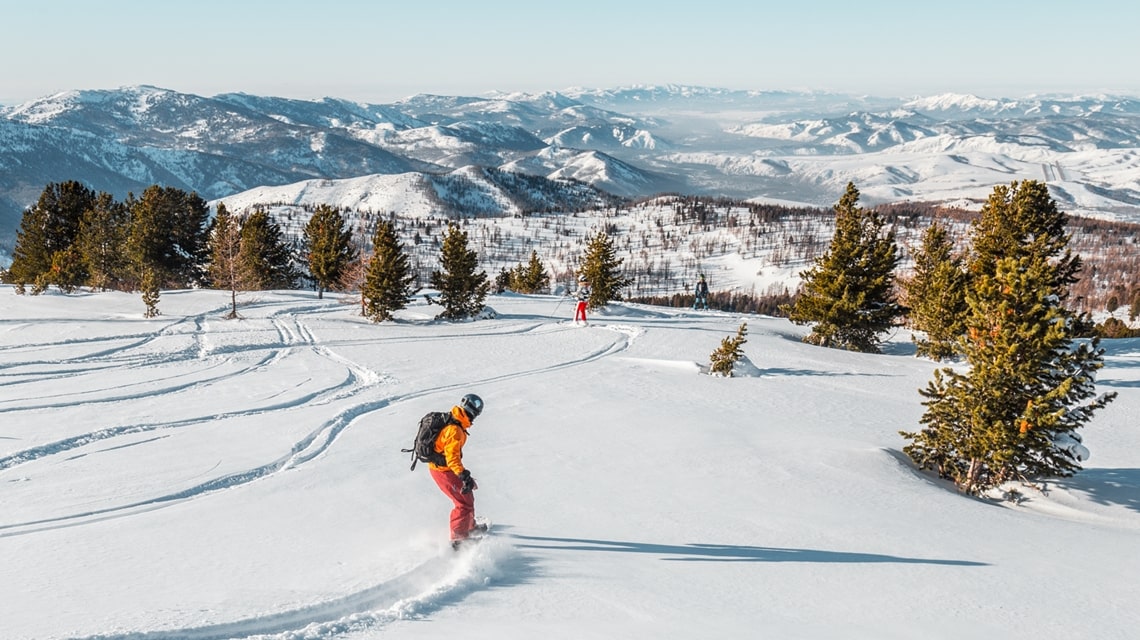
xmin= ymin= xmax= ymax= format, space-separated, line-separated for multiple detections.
xmin=2 ymin=0 xmax=1136 ymax=105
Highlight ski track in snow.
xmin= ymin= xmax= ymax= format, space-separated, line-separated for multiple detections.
xmin=66 ymin=539 xmax=524 ymax=640
xmin=0 ymin=298 xmax=628 ymax=638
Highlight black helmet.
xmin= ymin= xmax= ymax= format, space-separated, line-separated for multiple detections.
xmin=459 ymin=393 xmax=484 ymax=420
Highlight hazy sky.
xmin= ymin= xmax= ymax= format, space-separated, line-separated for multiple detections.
xmin=3 ymin=0 xmax=1137 ymax=105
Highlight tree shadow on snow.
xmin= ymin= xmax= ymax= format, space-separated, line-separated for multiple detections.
xmin=1096 ymin=376 xmax=1140 ymax=389
xmin=760 ymin=366 xmax=897 ymax=378
xmin=1046 ymin=468 xmax=1140 ymax=515
xmin=1098 ymin=337 xmax=1140 ymax=358
xmin=879 ymin=339 xmax=918 ymax=357
xmin=885 ymin=449 xmax=1140 ymax=516
xmin=506 ymin=533 xmax=987 ymax=566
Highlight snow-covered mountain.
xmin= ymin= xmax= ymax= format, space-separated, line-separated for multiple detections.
xmin=219 ymin=167 xmax=618 ymax=220
xmin=3 ymin=84 xmax=1140 ymax=261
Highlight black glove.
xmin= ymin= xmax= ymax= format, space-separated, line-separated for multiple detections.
xmin=458 ymin=469 xmax=477 ymax=494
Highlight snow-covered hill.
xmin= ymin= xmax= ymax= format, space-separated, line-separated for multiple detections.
xmin=4 ymin=84 xmax=1140 ymax=264
xmin=1 ymin=287 xmax=1137 ymax=639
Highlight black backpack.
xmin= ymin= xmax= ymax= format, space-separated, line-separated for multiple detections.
xmin=402 ymin=411 xmax=454 ymax=470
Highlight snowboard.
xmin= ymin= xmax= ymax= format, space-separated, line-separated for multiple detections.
xmin=470 ymin=515 xmax=492 ymax=538
xmin=451 ymin=516 xmax=492 ymax=551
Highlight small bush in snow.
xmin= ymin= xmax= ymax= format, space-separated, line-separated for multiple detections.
xmin=709 ymin=322 xmax=748 ymax=377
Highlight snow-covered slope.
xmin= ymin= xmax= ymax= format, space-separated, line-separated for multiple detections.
xmin=218 ymin=166 xmax=616 ymax=220
xmin=1 ymin=287 xmax=1137 ymax=639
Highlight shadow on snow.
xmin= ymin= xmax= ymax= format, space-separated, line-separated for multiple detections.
xmin=506 ymin=533 xmax=987 ymax=566
xmin=1046 ymin=468 xmax=1140 ymax=515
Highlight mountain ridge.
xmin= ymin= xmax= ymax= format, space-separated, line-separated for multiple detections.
xmin=3 ymin=84 xmax=1140 ymax=261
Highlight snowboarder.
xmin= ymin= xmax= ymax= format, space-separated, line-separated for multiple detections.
xmin=693 ymin=274 xmax=710 ymax=310
xmin=574 ymin=275 xmax=590 ymax=325
xmin=427 ymin=393 xmax=488 ymax=549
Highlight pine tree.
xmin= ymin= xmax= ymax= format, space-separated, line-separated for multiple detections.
xmin=127 ymin=186 xmax=211 ymax=288
xmin=304 ymin=204 xmax=357 ymax=299
xmin=7 ymin=181 xmax=96 ymax=293
xmin=207 ymin=204 xmax=248 ymax=319
xmin=903 ymin=221 xmax=968 ymax=361
xmin=902 ymin=181 xmax=1116 ymax=495
xmin=430 ymin=224 xmax=490 ymax=320
xmin=238 ymin=209 xmax=298 ymax=290
xmin=968 ymin=181 xmax=1081 ymax=290
xmin=578 ymin=231 xmax=632 ymax=308
xmin=76 ymin=192 xmax=130 ymax=292
xmin=362 ymin=220 xmax=418 ymax=322
xmin=48 ymin=246 xmax=86 ymax=294
xmin=510 ymin=250 xmax=550 ymax=294
xmin=494 ymin=266 xmax=512 ymax=293
xmin=709 ymin=322 xmax=748 ymax=377
xmin=140 ymin=266 xmax=161 ymax=318
xmin=784 ymin=182 xmax=900 ymax=353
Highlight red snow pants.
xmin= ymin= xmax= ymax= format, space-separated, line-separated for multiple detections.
xmin=574 ymin=300 xmax=588 ymax=322
xmin=430 ymin=467 xmax=475 ymax=540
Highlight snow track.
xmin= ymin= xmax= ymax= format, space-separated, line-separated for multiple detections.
xmin=0 ymin=293 xmax=627 ymax=638
xmin=69 ymin=539 xmax=519 ymax=640
xmin=4 ymin=289 xmax=1139 ymax=640
xmin=1 ymin=299 xmax=629 ymax=534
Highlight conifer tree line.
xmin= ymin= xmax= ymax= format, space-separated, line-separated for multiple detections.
xmin=10 ymin=179 xmax=1136 ymax=323
xmin=0 ymin=183 xmax=630 ymax=323
xmin=4 ymin=182 xmax=298 ymax=297
xmin=1 ymin=178 xmax=1120 ymax=493
xmin=181 ymin=192 xmax=1140 ymax=319
xmin=494 ymin=250 xmax=551 ymax=294
xmin=5 ymin=178 xmax=1137 ymax=335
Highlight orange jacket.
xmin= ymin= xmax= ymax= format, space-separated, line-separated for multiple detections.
xmin=428 ymin=406 xmax=471 ymax=475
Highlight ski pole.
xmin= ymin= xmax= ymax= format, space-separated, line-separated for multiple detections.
xmin=551 ymin=296 xmax=566 ymax=318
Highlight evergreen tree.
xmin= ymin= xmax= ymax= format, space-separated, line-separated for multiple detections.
xmin=902 ymin=181 xmax=1116 ymax=495
xmin=238 ymin=209 xmax=298 ymax=290
xmin=904 ymin=221 xmax=968 ymax=360
xmin=304 ymin=204 xmax=356 ymax=299
xmin=7 ymin=181 xmax=96 ymax=293
xmin=709 ymin=322 xmax=748 ymax=377
xmin=140 ymin=266 xmax=161 ymax=318
xmin=362 ymin=220 xmax=418 ymax=322
xmin=207 ymin=204 xmax=247 ymax=318
xmin=968 ymin=181 xmax=1081 ymax=291
xmin=47 ymin=246 xmax=86 ymax=294
xmin=494 ymin=266 xmax=512 ymax=293
xmin=430 ymin=223 xmax=490 ymax=320
xmin=784 ymin=182 xmax=900 ymax=353
xmin=127 ymin=186 xmax=211 ymax=288
xmin=511 ymin=250 xmax=551 ymax=294
xmin=578 ymin=231 xmax=632 ymax=308
xmin=76 ymin=192 xmax=130 ymax=292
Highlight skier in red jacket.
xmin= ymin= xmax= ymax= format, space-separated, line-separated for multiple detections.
xmin=574 ymin=275 xmax=590 ymax=325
